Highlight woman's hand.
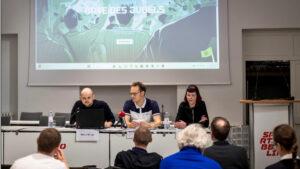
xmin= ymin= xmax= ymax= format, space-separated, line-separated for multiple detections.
xmin=175 ymin=120 xmax=187 ymax=129
xmin=199 ymin=115 xmax=208 ymax=123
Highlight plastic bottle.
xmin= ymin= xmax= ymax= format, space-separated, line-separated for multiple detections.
xmin=163 ymin=112 xmax=170 ymax=129
xmin=48 ymin=111 xmax=54 ymax=128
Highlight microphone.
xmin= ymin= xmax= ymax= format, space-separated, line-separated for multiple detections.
xmin=161 ymin=104 xmax=165 ymax=121
xmin=70 ymin=107 xmax=80 ymax=125
xmin=115 ymin=111 xmax=126 ymax=128
xmin=118 ymin=111 xmax=125 ymax=118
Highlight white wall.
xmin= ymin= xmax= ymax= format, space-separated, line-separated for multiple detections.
xmin=1 ymin=35 xmax=18 ymax=118
xmin=2 ymin=0 xmax=300 ymax=124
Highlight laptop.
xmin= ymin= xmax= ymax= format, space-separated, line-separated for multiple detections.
xmin=76 ymin=109 xmax=105 ymax=129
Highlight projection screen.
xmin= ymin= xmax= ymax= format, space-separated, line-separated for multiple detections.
xmin=29 ymin=0 xmax=230 ymax=85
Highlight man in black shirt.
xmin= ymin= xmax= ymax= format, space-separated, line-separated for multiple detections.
xmin=70 ymin=87 xmax=115 ymax=127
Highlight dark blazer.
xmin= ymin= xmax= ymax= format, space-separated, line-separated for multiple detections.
xmin=266 ymin=159 xmax=300 ymax=169
xmin=204 ymin=140 xmax=249 ymax=169
xmin=175 ymin=100 xmax=209 ymax=127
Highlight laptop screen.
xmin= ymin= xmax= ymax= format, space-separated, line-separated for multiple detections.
xmin=76 ymin=109 xmax=105 ymax=129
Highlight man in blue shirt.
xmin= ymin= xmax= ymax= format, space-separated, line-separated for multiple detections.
xmin=123 ymin=82 xmax=161 ymax=128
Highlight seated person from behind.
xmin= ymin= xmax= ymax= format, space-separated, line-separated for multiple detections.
xmin=70 ymin=87 xmax=115 ymax=128
xmin=203 ymin=117 xmax=249 ymax=169
xmin=265 ymin=124 xmax=300 ymax=169
xmin=11 ymin=128 xmax=69 ymax=169
xmin=159 ymin=124 xmax=222 ymax=169
xmin=123 ymin=82 xmax=161 ymax=128
xmin=114 ymin=126 xmax=162 ymax=169
xmin=175 ymin=85 xmax=209 ymax=129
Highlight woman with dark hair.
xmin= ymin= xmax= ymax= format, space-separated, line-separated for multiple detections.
xmin=266 ymin=124 xmax=300 ymax=169
xmin=174 ymin=85 xmax=209 ymax=129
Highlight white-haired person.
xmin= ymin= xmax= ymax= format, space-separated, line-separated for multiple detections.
xmin=159 ymin=124 xmax=222 ymax=169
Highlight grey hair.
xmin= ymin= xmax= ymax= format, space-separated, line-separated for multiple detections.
xmin=177 ymin=124 xmax=212 ymax=150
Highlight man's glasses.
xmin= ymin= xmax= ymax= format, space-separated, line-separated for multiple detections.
xmin=130 ymin=91 xmax=140 ymax=96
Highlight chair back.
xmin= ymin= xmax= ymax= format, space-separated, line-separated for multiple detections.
xmin=55 ymin=112 xmax=71 ymax=121
xmin=1 ymin=116 xmax=11 ymax=126
xmin=20 ymin=112 xmax=42 ymax=121
xmin=39 ymin=116 xmax=48 ymax=126
xmin=54 ymin=116 xmax=66 ymax=127
xmin=1 ymin=164 xmax=11 ymax=169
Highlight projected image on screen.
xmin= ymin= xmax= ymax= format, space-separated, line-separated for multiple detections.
xmin=36 ymin=0 xmax=218 ymax=70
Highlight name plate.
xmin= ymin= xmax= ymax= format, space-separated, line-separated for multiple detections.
xmin=126 ymin=129 xmax=135 ymax=139
xmin=76 ymin=129 xmax=99 ymax=142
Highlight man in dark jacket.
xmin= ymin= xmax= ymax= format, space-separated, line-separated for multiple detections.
xmin=204 ymin=117 xmax=249 ymax=169
xmin=114 ymin=126 xmax=162 ymax=169
xmin=70 ymin=87 xmax=115 ymax=127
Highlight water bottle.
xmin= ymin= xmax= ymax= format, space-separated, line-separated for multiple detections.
xmin=48 ymin=111 xmax=54 ymax=128
xmin=163 ymin=112 xmax=170 ymax=129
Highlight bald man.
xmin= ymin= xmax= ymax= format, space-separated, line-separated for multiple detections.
xmin=70 ymin=87 xmax=115 ymax=128
xmin=203 ymin=117 xmax=249 ymax=169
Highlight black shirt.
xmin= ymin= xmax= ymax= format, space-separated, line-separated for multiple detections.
xmin=266 ymin=159 xmax=300 ymax=169
xmin=114 ymin=147 xmax=162 ymax=169
xmin=175 ymin=100 xmax=209 ymax=127
xmin=70 ymin=99 xmax=115 ymax=124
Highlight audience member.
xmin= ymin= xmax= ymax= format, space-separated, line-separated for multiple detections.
xmin=175 ymin=85 xmax=209 ymax=129
xmin=265 ymin=124 xmax=300 ymax=169
xmin=159 ymin=124 xmax=221 ymax=169
xmin=114 ymin=126 xmax=162 ymax=169
xmin=204 ymin=117 xmax=249 ymax=169
xmin=10 ymin=128 xmax=68 ymax=169
xmin=123 ymin=82 xmax=161 ymax=128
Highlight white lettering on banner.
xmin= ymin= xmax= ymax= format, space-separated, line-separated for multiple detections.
xmin=76 ymin=129 xmax=99 ymax=142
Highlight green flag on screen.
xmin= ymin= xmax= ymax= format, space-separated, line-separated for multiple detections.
xmin=201 ymin=47 xmax=213 ymax=58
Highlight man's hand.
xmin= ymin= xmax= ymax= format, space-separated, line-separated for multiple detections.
xmin=54 ymin=148 xmax=68 ymax=169
xmin=139 ymin=121 xmax=153 ymax=128
xmin=104 ymin=121 xmax=113 ymax=128
xmin=54 ymin=149 xmax=65 ymax=162
xmin=127 ymin=121 xmax=139 ymax=128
